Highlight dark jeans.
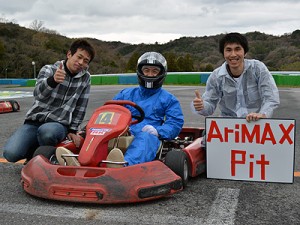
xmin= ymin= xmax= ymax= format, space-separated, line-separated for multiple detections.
xmin=3 ymin=122 xmax=67 ymax=162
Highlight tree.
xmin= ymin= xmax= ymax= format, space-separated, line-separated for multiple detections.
xmin=126 ymin=52 xmax=140 ymax=72
xmin=204 ymin=64 xmax=213 ymax=72
xmin=0 ymin=40 xmax=4 ymax=59
xmin=176 ymin=54 xmax=194 ymax=72
xmin=176 ymin=56 xmax=185 ymax=72
xmin=291 ymin=30 xmax=300 ymax=47
xmin=280 ymin=61 xmax=300 ymax=71
xmin=291 ymin=30 xmax=300 ymax=39
xmin=183 ymin=54 xmax=194 ymax=72
xmin=164 ymin=52 xmax=178 ymax=72
xmin=29 ymin=19 xmax=45 ymax=32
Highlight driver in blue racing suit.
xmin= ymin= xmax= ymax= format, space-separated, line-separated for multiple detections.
xmin=111 ymin=52 xmax=184 ymax=166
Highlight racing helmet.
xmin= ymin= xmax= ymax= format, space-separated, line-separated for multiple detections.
xmin=137 ymin=52 xmax=167 ymax=89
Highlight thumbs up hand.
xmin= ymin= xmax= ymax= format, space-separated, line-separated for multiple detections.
xmin=54 ymin=62 xmax=66 ymax=83
xmin=193 ymin=90 xmax=204 ymax=111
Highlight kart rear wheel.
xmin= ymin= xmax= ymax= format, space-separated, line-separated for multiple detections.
xmin=165 ymin=150 xmax=189 ymax=187
xmin=33 ymin=146 xmax=58 ymax=164
xmin=9 ymin=100 xmax=20 ymax=111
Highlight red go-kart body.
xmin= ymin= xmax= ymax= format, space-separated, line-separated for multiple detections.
xmin=0 ymin=100 xmax=20 ymax=113
xmin=21 ymin=100 xmax=206 ymax=204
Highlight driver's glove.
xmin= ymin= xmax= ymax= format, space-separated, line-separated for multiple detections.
xmin=142 ymin=125 xmax=158 ymax=137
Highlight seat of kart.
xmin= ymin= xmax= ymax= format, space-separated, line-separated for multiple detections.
xmin=108 ymin=135 xmax=163 ymax=157
xmin=108 ymin=136 xmax=134 ymax=154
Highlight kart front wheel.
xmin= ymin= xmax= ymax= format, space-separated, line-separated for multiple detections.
xmin=165 ymin=150 xmax=189 ymax=187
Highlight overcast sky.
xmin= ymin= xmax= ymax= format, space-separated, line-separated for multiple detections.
xmin=1 ymin=0 xmax=299 ymax=44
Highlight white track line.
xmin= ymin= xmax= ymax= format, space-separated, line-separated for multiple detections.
xmin=0 ymin=202 xmax=204 ymax=224
xmin=0 ymin=189 xmax=240 ymax=224
xmin=0 ymin=91 xmax=33 ymax=99
xmin=206 ymin=188 xmax=240 ymax=225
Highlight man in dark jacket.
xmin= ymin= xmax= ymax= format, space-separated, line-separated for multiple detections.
xmin=3 ymin=39 xmax=95 ymax=163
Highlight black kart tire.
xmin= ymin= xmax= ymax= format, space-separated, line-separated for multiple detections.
xmin=165 ymin=150 xmax=189 ymax=187
xmin=9 ymin=100 xmax=20 ymax=112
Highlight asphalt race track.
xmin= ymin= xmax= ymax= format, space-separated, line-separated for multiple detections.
xmin=0 ymin=85 xmax=299 ymax=225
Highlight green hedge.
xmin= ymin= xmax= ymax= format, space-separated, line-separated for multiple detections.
xmin=165 ymin=74 xmax=201 ymax=84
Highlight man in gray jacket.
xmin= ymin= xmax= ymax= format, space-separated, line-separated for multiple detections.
xmin=193 ymin=32 xmax=279 ymax=122
xmin=3 ymin=39 xmax=95 ymax=163
xmin=192 ymin=32 xmax=279 ymax=147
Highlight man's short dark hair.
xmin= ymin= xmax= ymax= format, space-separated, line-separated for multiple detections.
xmin=219 ymin=32 xmax=249 ymax=55
xmin=69 ymin=39 xmax=95 ymax=63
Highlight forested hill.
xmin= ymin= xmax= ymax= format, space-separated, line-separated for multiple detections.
xmin=0 ymin=22 xmax=300 ymax=78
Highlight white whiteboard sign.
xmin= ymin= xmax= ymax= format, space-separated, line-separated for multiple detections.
xmin=206 ymin=118 xmax=295 ymax=183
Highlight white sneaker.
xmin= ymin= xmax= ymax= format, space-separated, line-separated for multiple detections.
xmin=106 ymin=148 xmax=125 ymax=168
xmin=56 ymin=147 xmax=80 ymax=166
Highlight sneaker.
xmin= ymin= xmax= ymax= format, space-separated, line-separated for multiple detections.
xmin=23 ymin=158 xmax=30 ymax=165
xmin=106 ymin=148 xmax=125 ymax=168
xmin=56 ymin=147 xmax=80 ymax=166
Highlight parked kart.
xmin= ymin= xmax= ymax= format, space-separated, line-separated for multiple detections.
xmin=0 ymin=100 xmax=20 ymax=113
xmin=21 ymin=100 xmax=206 ymax=204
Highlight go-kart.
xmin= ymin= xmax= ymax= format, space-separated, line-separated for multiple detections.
xmin=0 ymin=100 xmax=20 ymax=113
xmin=21 ymin=100 xmax=206 ymax=204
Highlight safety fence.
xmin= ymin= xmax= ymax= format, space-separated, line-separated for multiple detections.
xmin=1 ymin=72 xmax=300 ymax=87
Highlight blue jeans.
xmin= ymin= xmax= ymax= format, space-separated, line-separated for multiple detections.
xmin=3 ymin=122 xmax=68 ymax=162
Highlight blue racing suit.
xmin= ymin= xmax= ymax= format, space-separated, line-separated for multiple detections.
xmin=113 ymin=86 xmax=184 ymax=165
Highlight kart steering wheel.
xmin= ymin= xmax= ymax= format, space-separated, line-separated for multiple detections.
xmin=104 ymin=100 xmax=145 ymax=124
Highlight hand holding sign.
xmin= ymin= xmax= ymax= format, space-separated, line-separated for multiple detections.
xmin=193 ymin=90 xmax=204 ymax=111
xmin=54 ymin=62 xmax=66 ymax=83
xmin=246 ymin=112 xmax=267 ymax=122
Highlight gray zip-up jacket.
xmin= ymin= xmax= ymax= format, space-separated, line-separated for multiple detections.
xmin=194 ymin=59 xmax=280 ymax=118
xmin=25 ymin=60 xmax=91 ymax=132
